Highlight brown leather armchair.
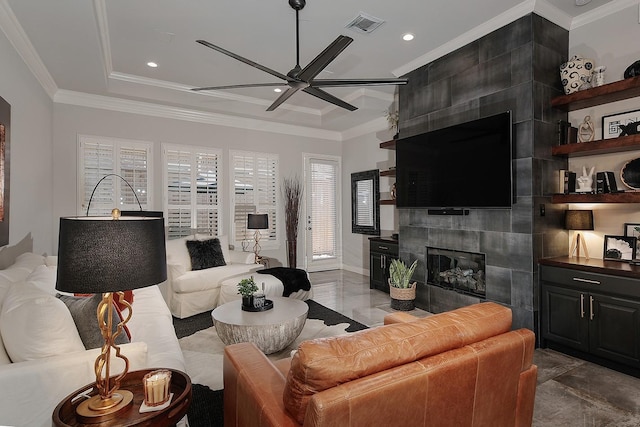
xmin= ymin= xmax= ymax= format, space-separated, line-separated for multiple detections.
xmin=223 ymin=302 xmax=537 ymax=426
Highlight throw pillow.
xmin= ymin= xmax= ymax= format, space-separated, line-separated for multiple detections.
xmin=58 ymin=294 xmax=131 ymax=350
xmin=0 ymin=282 xmax=85 ymax=362
xmin=186 ymin=238 xmax=226 ymax=270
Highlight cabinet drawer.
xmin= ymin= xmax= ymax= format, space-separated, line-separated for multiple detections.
xmin=370 ymin=241 xmax=398 ymax=256
xmin=541 ymin=265 xmax=640 ymax=298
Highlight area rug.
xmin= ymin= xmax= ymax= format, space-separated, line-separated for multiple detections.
xmin=174 ymin=300 xmax=368 ymax=427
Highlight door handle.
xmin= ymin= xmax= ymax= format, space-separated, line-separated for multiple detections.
xmin=590 ymin=295 xmax=595 ymax=321
xmin=580 ymin=294 xmax=585 ymax=319
xmin=378 ymin=246 xmax=388 ymax=250
xmin=381 ymin=255 xmax=386 ymax=269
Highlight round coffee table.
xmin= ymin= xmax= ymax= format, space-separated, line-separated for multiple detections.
xmin=211 ymin=297 xmax=308 ymax=354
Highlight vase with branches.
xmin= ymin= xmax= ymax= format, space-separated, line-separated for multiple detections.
xmin=282 ymin=176 xmax=303 ymax=268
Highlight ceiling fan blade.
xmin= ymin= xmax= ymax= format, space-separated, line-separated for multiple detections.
xmin=303 ymin=87 xmax=357 ymax=111
xmin=298 ymin=35 xmax=353 ymax=82
xmin=311 ymin=78 xmax=408 ymax=87
xmin=196 ymin=40 xmax=290 ymax=82
xmin=192 ymin=82 xmax=284 ymax=91
xmin=266 ymin=87 xmax=300 ymax=111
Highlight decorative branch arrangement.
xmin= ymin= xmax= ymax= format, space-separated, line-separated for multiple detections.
xmin=282 ymin=176 xmax=304 ymax=268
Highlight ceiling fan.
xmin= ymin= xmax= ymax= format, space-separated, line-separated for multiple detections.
xmin=192 ymin=0 xmax=408 ymax=111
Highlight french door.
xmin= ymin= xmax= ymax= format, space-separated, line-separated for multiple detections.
xmin=303 ymin=154 xmax=342 ymax=271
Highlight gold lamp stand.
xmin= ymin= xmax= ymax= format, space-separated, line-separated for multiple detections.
xmin=76 ymin=292 xmax=133 ymax=423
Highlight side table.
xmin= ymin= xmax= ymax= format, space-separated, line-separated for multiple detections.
xmin=52 ymin=369 xmax=192 ymax=427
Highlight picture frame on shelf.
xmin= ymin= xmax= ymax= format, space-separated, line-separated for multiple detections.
xmin=602 ymin=109 xmax=640 ymax=139
xmin=603 ymin=234 xmax=637 ymax=261
xmin=623 ymin=223 xmax=640 ymax=255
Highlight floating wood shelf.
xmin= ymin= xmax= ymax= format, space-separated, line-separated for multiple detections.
xmin=550 ymin=75 xmax=640 ymax=111
xmin=551 ymin=192 xmax=640 ymax=203
xmin=380 ymin=169 xmax=396 ymax=177
xmin=379 ymin=139 xmax=396 ymax=150
xmin=552 ymin=134 xmax=640 ymax=157
xmin=379 ymin=199 xmax=396 ymax=205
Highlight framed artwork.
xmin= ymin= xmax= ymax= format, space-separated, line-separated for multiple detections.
xmin=602 ymin=109 xmax=640 ymax=139
xmin=624 ymin=223 xmax=640 ymax=255
xmin=603 ymin=235 xmax=637 ymax=261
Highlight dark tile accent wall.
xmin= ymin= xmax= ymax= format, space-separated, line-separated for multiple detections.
xmin=397 ymin=14 xmax=569 ymax=333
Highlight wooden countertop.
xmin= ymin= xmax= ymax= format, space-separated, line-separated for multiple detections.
xmin=539 ymin=256 xmax=640 ymax=279
xmin=368 ymin=236 xmax=398 ymax=244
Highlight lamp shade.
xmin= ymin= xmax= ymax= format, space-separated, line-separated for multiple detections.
xmin=247 ymin=213 xmax=269 ymax=230
xmin=56 ymin=216 xmax=167 ymax=293
xmin=564 ymin=210 xmax=594 ymax=231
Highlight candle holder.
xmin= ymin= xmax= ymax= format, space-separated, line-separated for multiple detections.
xmin=143 ymin=370 xmax=172 ymax=407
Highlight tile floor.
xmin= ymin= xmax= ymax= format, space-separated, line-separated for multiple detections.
xmin=309 ymin=269 xmax=640 ymax=427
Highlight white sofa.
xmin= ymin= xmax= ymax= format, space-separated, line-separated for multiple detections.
xmin=0 ymin=250 xmax=186 ymax=427
xmin=160 ymin=234 xmax=264 ymax=318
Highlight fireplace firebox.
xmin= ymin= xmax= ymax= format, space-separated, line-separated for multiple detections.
xmin=426 ymin=247 xmax=486 ymax=298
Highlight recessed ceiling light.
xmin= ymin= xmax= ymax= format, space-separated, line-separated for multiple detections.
xmin=402 ymin=33 xmax=414 ymax=41
xmin=147 ymin=62 xmax=158 ymax=68
xmin=274 ymin=88 xmax=282 ymax=93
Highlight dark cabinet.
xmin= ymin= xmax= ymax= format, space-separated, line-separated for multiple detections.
xmin=540 ymin=261 xmax=640 ymax=370
xmin=369 ymin=238 xmax=398 ymax=293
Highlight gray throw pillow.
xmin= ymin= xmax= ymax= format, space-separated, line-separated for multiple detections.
xmin=57 ymin=294 xmax=130 ymax=350
xmin=186 ymin=238 xmax=227 ymax=270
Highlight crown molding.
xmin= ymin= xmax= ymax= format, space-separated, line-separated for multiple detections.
xmin=0 ymin=0 xmax=57 ymax=98
xmin=110 ymin=71 xmax=321 ymax=116
xmin=570 ymin=0 xmax=638 ymax=29
xmin=54 ymin=89 xmax=342 ymax=141
xmin=342 ymin=116 xmax=387 ymax=141
xmin=533 ymin=0 xmax=573 ymax=29
xmin=393 ymin=1 xmax=536 ymax=77
xmin=93 ymin=0 xmax=113 ymax=82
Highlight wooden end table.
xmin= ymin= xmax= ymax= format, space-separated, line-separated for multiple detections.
xmin=52 ymin=369 xmax=192 ymax=427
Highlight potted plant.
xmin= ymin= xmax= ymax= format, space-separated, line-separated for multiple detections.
xmin=237 ymin=276 xmax=258 ymax=308
xmin=282 ymin=175 xmax=303 ymax=268
xmin=388 ymin=258 xmax=418 ymax=311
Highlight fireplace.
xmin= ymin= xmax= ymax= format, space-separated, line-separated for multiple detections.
xmin=426 ymin=247 xmax=486 ymax=298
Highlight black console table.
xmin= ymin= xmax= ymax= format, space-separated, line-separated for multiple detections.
xmin=539 ymin=256 xmax=640 ymax=375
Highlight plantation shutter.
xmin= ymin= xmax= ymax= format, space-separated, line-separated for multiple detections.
xmin=79 ymin=136 xmax=152 ymax=216
xmin=356 ymin=179 xmax=374 ymax=226
xmin=164 ymin=145 xmax=221 ymax=239
xmin=231 ymin=151 xmax=278 ymax=248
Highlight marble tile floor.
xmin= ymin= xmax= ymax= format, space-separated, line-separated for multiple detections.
xmin=308 ymin=269 xmax=640 ymax=427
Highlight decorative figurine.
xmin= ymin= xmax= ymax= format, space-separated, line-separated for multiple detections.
xmin=592 ymin=66 xmax=606 ymax=86
xmin=577 ymin=116 xmax=595 ymax=142
xmin=576 ymin=166 xmax=595 ymax=193
xmin=619 ymin=121 xmax=640 ymax=137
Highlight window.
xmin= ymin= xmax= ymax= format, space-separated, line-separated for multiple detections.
xmin=163 ymin=144 xmax=222 ymax=239
xmin=230 ymin=150 xmax=278 ymax=248
xmin=78 ymin=135 xmax=152 ymax=216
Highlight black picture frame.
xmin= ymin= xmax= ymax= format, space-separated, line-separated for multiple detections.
xmin=351 ymin=169 xmax=380 ymax=235
xmin=623 ymin=223 xmax=640 ymax=256
xmin=603 ymin=234 xmax=637 ymax=261
xmin=602 ymin=109 xmax=640 ymax=139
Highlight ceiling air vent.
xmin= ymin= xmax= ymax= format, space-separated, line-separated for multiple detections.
xmin=345 ymin=12 xmax=385 ymax=34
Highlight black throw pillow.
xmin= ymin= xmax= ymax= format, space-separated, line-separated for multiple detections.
xmin=186 ymin=238 xmax=227 ymax=271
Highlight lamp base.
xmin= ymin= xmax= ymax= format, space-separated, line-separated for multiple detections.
xmin=76 ymin=390 xmax=133 ymax=423
xmin=570 ymin=232 xmax=590 ymax=260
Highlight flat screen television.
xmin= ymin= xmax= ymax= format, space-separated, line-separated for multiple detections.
xmin=396 ymin=111 xmax=513 ymax=209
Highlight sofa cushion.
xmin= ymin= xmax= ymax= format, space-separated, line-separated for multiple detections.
xmin=58 ymin=294 xmax=131 ymax=350
xmin=196 ymin=234 xmax=231 ymax=264
xmin=283 ymin=302 xmax=512 ymax=424
xmin=165 ymin=235 xmax=195 ymax=270
xmin=172 ymin=263 xmax=263 ymax=294
xmin=186 ymin=238 xmax=226 ymax=270
xmin=0 ymin=282 xmax=85 ymax=362
xmin=0 ymin=334 xmax=10 ymax=365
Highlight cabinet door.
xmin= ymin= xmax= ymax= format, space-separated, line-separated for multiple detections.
xmin=370 ymin=253 xmax=386 ymax=291
xmin=541 ymin=284 xmax=589 ymax=352
xmin=589 ymin=293 xmax=640 ymax=367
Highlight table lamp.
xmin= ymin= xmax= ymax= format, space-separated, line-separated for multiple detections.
xmin=565 ymin=209 xmax=594 ymax=260
xmin=56 ymin=211 xmax=167 ymax=422
xmin=247 ymin=213 xmax=268 ymax=263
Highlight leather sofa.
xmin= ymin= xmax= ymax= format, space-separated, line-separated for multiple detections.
xmin=223 ymin=302 xmax=537 ymax=427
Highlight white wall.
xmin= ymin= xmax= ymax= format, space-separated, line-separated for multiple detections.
xmin=341 ymin=129 xmax=396 ymax=275
xmin=567 ymin=4 xmax=640 ymax=259
xmin=0 ymin=28 xmax=53 ymax=255
xmin=52 ymin=103 xmax=342 ymax=264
